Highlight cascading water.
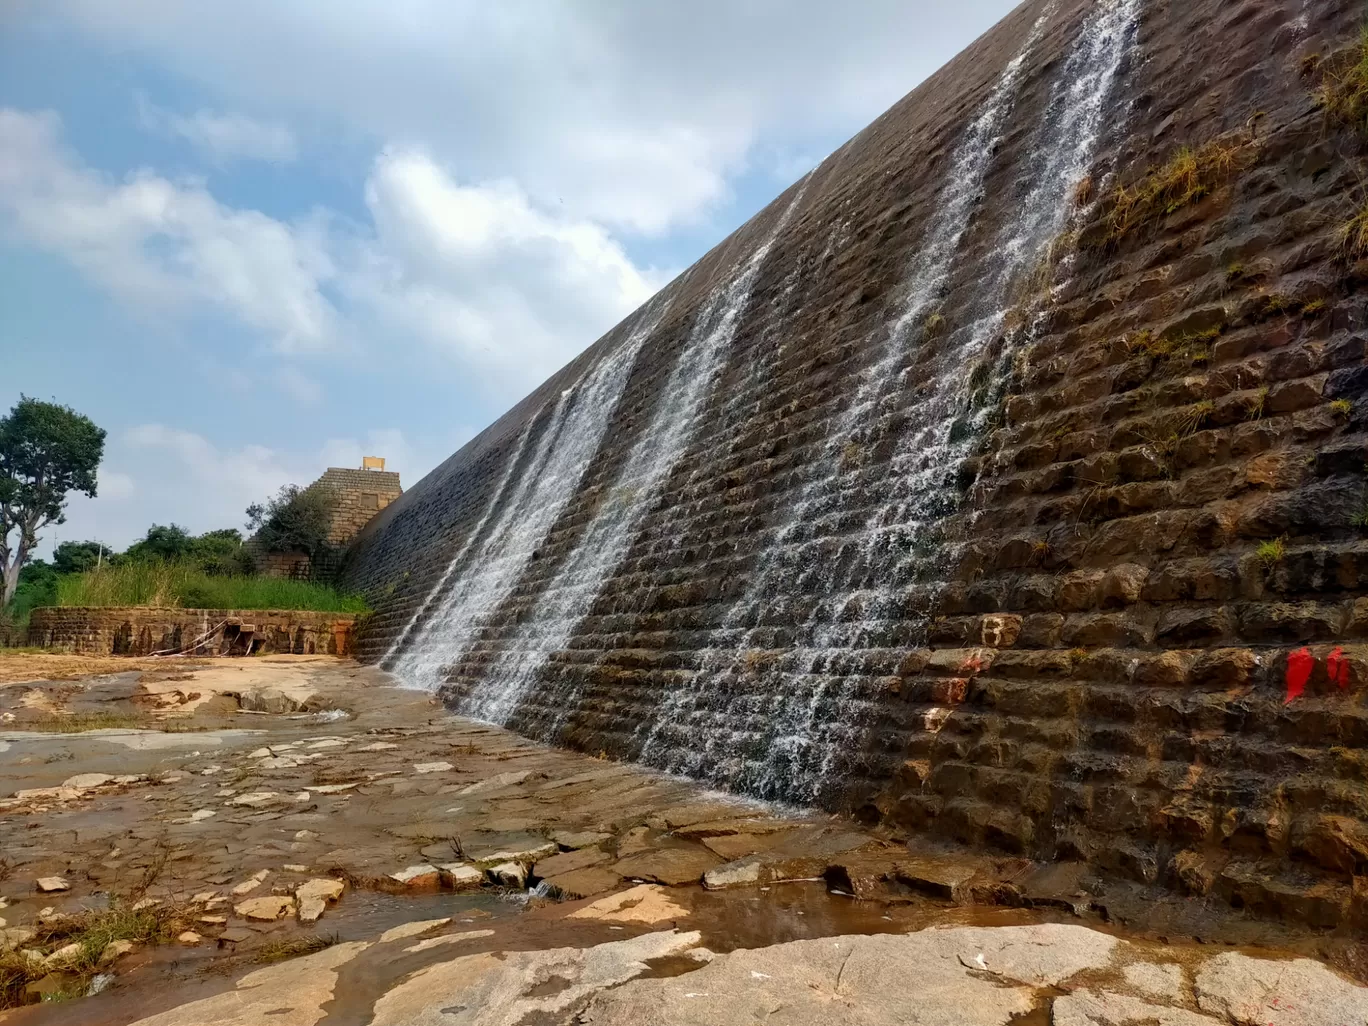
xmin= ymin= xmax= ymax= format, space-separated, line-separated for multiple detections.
xmin=380 ymin=415 xmax=540 ymax=668
xmin=456 ymin=178 xmax=812 ymax=728
xmin=386 ymin=295 xmax=672 ymax=691
xmin=635 ymin=0 xmax=1141 ymax=805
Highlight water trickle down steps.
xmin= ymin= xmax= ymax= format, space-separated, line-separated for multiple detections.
xmin=385 ymin=295 xmax=674 ymax=692
xmin=453 ymin=178 xmax=813 ymax=728
xmin=633 ymin=0 xmax=1143 ymax=806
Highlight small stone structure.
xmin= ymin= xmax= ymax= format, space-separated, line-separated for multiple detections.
xmin=252 ymin=459 xmax=402 ymax=579
xmin=28 ymin=607 xmax=359 ymax=657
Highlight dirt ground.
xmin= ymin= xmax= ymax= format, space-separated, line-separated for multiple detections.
xmin=0 ymin=654 xmax=1364 ymax=1025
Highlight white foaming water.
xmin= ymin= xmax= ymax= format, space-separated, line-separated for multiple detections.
xmin=458 ymin=179 xmax=812 ymax=728
xmin=386 ymin=297 xmax=672 ymax=691
xmin=637 ymin=0 xmax=1141 ymax=804
xmin=380 ymin=415 xmax=540 ymax=669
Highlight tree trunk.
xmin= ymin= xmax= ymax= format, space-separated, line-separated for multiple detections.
xmin=0 ymin=557 xmax=19 ymax=610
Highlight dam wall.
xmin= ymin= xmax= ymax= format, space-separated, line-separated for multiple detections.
xmin=341 ymin=0 xmax=1368 ymax=925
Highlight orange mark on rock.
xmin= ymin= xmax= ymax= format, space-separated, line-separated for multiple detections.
xmin=1327 ymin=647 xmax=1351 ymax=691
xmin=1285 ymin=647 xmax=1314 ymax=704
xmin=961 ymin=655 xmax=986 ymax=675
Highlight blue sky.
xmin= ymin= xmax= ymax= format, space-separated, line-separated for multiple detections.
xmin=0 ymin=0 xmax=1018 ymax=557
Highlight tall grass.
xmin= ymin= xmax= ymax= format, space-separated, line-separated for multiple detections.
xmin=55 ymin=562 xmax=369 ymax=613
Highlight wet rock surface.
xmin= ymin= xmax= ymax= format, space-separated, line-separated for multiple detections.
xmin=1 ymin=655 xmax=1366 ymax=1025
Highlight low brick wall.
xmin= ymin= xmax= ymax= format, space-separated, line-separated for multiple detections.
xmin=26 ymin=607 xmax=360 ymax=657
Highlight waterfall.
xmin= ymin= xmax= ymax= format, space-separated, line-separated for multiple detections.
xmin=635 ymin=0 xmax=1141 ymax=804
xmin=456 ymin=177 xmax=812 ymax=728
xmin=386 ymin=295 xmax=672 ymax=691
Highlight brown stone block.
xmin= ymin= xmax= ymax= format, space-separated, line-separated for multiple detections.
xmin=1291 ymin=815 xmax=1368 ymax=875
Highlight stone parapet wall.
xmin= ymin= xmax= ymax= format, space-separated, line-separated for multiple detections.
xmin=339 ymin=0 xmax=1368 ymax=927
xmin=315 ymin=468 xmax=403 ymax=546
xmin=27 ymin=607 xmax=359 ymax=657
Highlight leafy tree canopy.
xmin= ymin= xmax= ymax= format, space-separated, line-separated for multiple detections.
xmin=52 ymin=539 xmax=111 ymax=575
xmin=0 ymin=396 xmax=106 ymax=607
xmin=246 ymin=484 xmax=334 ymax=558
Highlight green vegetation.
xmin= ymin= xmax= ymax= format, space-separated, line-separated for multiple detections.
xmin=246 ymin=484 xmax=336 ymax=564
xmin=0 ymin=901 xmax=182 ymax=1008
xmin=1332 ymin=398 xmax=1354 ymax=416
xmin=56 ymin=562 xmax=367 ymax=612
xmin=1257 ymin=536 xmax=1287 ymax=569
xmin=1177 ymin=400 xmax=1215 ymax=437
xmin=1317 ymin=27 xmax=1368 ymax=136
xmin=1246 ymin=386 xmax=1270 ymax=421
xmin=1126 ymin=326 xmax=1221 ymax=368
xmin=1339 ymin=200 xmax=1368 ymax=260
xmin=1100 ymin=141 xmax=1247 ymax=246
xmin=0 ymin=397 xmax=106 ymax=609
xmin=1351 ymin=505 xmax=1368 ymax=530
xmin=1301 ymin=298 xmax=1328 ymax=317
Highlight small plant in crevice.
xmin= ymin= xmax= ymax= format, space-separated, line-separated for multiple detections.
xmin=1256 ymin=536 xmax=1287 ymax=570
xmin=1177 ymin=400 xmax=1215 ymax=438
xmin=1301 ymin=298 xmax=1328 ymax=318
xmin=1245 ymin=386 xmax=1270 ymax=421
xmin=925 ymin=312 xmax=947 ymax=337
xmin=1350 ymin=505 xmax=1368 ymax=530
xmin=1338 ymin=198 xmax=1368 ymax=260
xmin=1332 ymin=398 xmax=1355 ymax=417
xmin=1316 ymin=27 xmax=1368 ymax=137
xmin=1099 ymin=140 xmax=1250 ymax=246
xmin=1261 ymin=293 xmax=1295 ymax=316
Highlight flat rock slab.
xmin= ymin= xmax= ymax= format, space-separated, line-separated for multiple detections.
xmin=545 ymin=867 xmax=623 ymax=899
xmin=702 ymin=832 xmax=794 ymax=861
xmin=1054 ymin=989 xmax=1221 ymax=1025
xmin=612 ymin=848 xmax=721 ymax=886
xmin=552 ymin=830 xmax=612 ymax=850
xmin=369 ymin=929 xmax=701 ymax=1026
xmin=234 ymin=895 xmax=296 ymax=921
xmin=1195 ymin=951 xmax=1368 ymax=1025
xmin=535 ymin=847 xmax=609 ymax=878
xmin=582 ymin=924 xmax=1119 ymax=1026
xmin=569 ymin=884 xmax=689 ymax=924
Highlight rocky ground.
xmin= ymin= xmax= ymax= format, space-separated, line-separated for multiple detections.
xmin=0 ymin=653 xmax=1365 ymax=1025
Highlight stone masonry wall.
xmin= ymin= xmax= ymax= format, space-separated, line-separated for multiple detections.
xmin=28 ymin=607 xmax=358 ymax=657
xmin=340 ymin=0 xmax=1368 ymax=926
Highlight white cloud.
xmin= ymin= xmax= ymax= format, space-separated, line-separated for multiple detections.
xmin=350 ymin=149 xmax=664 ymax=379
xmin=0 ymin=109 xmax=337 ymax=355
xmin=49 ymin=0 xmax=1019 ymax=234
xmin=136 ymin=94 xmax=297 ymax=164
xmin=0 ymin=109 xmax=662 ymax=392
xmin=96 ymin=470 xmax=136 ymax=501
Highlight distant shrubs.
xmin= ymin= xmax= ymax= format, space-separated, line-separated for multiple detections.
xmin=57 ymin=562 xmax=367 ymax=612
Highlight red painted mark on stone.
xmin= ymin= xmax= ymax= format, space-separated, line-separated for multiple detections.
xmin=1285 ymin=647 xmax=1314 ymax=704
xmin=961 ymin=655 xmax=985 ymax=675
xmin=1327 ymin=646 xmax=1351 ymax=691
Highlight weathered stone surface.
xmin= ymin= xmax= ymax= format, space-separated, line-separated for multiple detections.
xmin=35 ymin=876 xmax=69 ymax=893
xmin=545 ymin=867 xmax=622 ymax=898
xmin=486 ymin=861 xmax=527 ymax=888
xmin=703 ymin=859 xmax=763 ymax=890
xmin=368 ymin=930 xmax=703 ymax=1026
xmin=378 ymin=917 xmax=451 ymax=944
xmin=234 ymin=895 xmax=296 ymax=921
xmin=126 ymin=941 xmax=370 ymax=1026
xmin=612 ymin=847 xmax=721 ymax=886
xmin=1195 ymin=951 xmax=1368 ymax=1025
xmin=390 ymin=864 xmax=442 ymax=890
xmin=568 ymin=884 xmax=689 ymax=924
xmin=580 ymin=924 xmax=1120 ymax=1026
xmin=439 ymin=863 xmax=485 ymax=890
xmin=1054 ymin=990 xmax=1220 ymax=1026
xmin=534 ymin=846 xmax=609 ymax=878
xmin=295 ymin=877 xmax=345 ymax=922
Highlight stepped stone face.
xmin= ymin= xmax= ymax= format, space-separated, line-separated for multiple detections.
xmin=340 ymin=0 xmax=1368 ymax=926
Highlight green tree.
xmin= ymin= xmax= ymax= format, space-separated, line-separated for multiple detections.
xmin=0 ymin=397 xmax=106 ymax=608
xmin=124 ymin=523 xmax=194 ymax=563
xmin=53 ymin=539 xmax=112 ymax=575
xmin=246 ymin=484 xmax=334 ymax=561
